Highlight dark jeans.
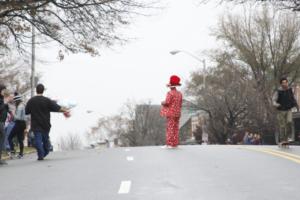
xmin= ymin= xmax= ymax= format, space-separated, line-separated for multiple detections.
xmin=4 ymin=121 xmax=15 ymax=150
xmin=0 ymin=122 xmax=4 ymax=160
xmin=8 ymin=120 xmax=26 ymax=155
xmin=34 ymin=131 xmax=50 ymax=159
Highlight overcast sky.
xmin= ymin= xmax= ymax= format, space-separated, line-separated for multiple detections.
xmin=34 ymin=0 xmax=241 ymax=146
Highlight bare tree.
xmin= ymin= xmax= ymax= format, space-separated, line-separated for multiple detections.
xmin=0 ymin=56 xmax=36 ymax=95
xmin=88 ymin=100 xmax=166 ymax=147
xmin=185 ymin=7 xmax=300 ymax=144
xmin=216 ymin=0 xmax=300 ymax=11
xmin=58 ymin=133 xmax=83 ymax=151
xmin=88 ymin=115 xmax=126 ymax=143
xmin=0 ymin=0 xmax=150 ymax=54
xmin=119 ymin=101 xmax=166 ymax=146
xmin=186 ymin=61 xmax=253 ymax=143
xmin=214 ymin=7 xmax=300 ymax=119
xmin=135 ymin=103 xmax=165 ymax=145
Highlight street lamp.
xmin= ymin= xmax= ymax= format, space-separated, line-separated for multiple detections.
xmin=170 ymin=50 xmax=206 ymax=88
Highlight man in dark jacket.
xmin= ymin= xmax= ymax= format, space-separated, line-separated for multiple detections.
xmin=0 ymin=85 xmax=12 ymax=165
xmin=25 ymin=84 xmax=69 ymax=160
xmin=272 ymin=77 xmax=299 ymax=145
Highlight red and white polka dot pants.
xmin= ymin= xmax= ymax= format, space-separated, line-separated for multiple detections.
xmin=166 ymin=117 xmax=180 ymax=147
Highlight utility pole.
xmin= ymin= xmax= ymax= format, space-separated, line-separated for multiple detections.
xmin=202 ymin=59 xmax=206 ymax=89
xmin=31 ymin=25 xmax=35 ymax=98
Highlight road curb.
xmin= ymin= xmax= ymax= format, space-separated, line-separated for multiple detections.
xmin=2 ymin=149 xmax=36 ymax=160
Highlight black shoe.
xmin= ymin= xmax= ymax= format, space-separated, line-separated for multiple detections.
xmin=17 ymin=154 xmax=23 ymax=159
xmin=37 ymin=157 xmax=44 ymax=161
xmin=0 ymin=160 xmax=8 ymax=165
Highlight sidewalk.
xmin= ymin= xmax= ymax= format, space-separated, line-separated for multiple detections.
xmin=2 ymin=147 xmax=36 ymax=160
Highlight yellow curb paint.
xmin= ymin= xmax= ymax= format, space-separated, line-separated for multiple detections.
xmin=242 ymin=147 xmax=300 ymax=164
xmin=261 ymin=148 xmax=300 ymax=160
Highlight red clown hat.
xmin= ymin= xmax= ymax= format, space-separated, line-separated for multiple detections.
xmin=167 ymin=75 xmax=181 ymax=87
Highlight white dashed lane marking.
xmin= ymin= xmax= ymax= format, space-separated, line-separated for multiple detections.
xmin=118 ymin=181 xmax=132 ymax=194
xmin=126 ymin=156 xmax=134 ymax=161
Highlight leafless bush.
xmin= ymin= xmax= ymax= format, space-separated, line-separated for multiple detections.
xmin=58 ymin=133 xmax=83 ymax=151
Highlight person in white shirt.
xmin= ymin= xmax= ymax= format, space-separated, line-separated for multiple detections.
xmin=8 ymin=94 xmax=27 ymax=158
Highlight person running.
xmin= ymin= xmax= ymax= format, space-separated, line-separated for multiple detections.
xmin=8 ymin=94 xmax=27 ymax=159
xmin=272 ymin=77 xmax=299 ymax=146
xmin=0 ymin=87 xmax=12 ymax=165
xmin=25 ymin=84 xmax=70 ymax=160
xmin=160 ymin=75 xmax=183 ymax=148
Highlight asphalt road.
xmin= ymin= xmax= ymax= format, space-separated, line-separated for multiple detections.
xmin=1 ymin=145 xmax=300 ymax=200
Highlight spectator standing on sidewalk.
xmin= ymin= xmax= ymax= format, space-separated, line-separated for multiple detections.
xmin=8 ymin=94 xmax=27 ymax=159
xmin=25 ymin=84 xmax=70 ymax=161
xmin=0 ymin=87 xmax=12 ymax=165
xmin=4 ymin=111 xmax=15 ymax=151
xmin=160 ymin=75 xmax=183 ymax=148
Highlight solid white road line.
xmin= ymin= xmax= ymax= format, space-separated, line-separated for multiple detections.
xmin=118 ymin=181 xmax=132 ymax=194
xmin=126 ymin=156 xmax=134 ymax=161
xmin=125 ymin=149 xmax=130 ymax=152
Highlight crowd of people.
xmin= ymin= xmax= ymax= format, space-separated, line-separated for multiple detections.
xmin=0 ymin=84 xmax=70 ymax=165
xmin=0 ymin=76 xmax=297 ymax=165
xmin=226 ymin=132 xmax=262 ymax=145
xmin=242 ymin=132 xmax=262 ymax=145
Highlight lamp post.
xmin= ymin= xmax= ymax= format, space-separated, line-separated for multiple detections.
xmin=170 ymin=50 xmax=206 ymax=88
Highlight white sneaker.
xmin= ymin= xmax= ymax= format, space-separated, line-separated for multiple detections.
xmin=161 ymin=145 xmax=168 ymax=149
